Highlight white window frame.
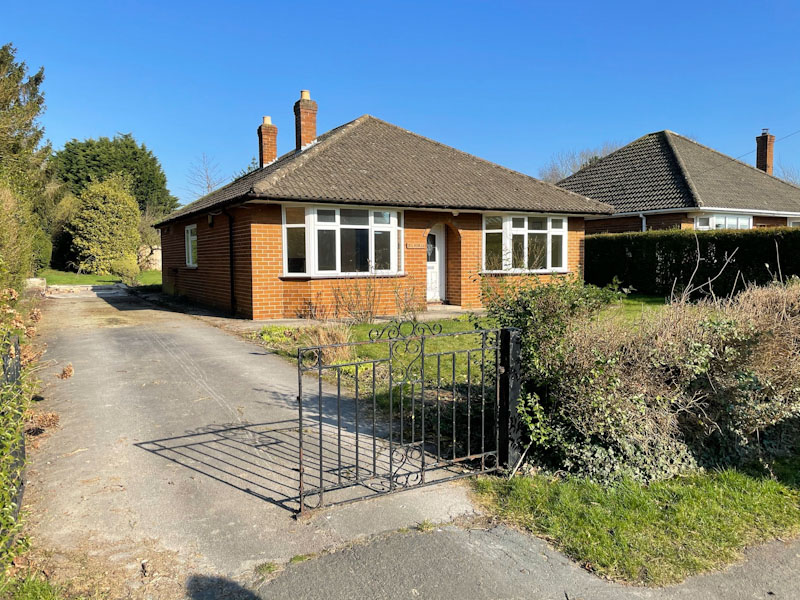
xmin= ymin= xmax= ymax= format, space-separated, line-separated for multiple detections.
xmin=482 ymin=214 xmax=569 ymax=274
xmin=281 ymin=204 xmax=402 ymax=277
xmin=184 ymin=224 xmax=197 ymax=267
xmin=788 ymin=218 xmax=800 ymax=227
xmin=694 ymin=213 xmax=752 ymax=230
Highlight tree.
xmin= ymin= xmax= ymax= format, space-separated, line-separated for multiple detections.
xmin=51 ymin=133 xmax=179 ymax=214
xmin=0 ymin=43 xmax=50 ymax=283
xmin=778 ymin=164 xmax=800 ymax=186
xmin=233 ymin=156 xmax=259 ymax=180
xmin=538 ymin=141 xmax=621 ymax=183
xmin=67 ymin=174 xmax=140 ymax=279
xmin=186 ymin=152 xmax=225 ymax=199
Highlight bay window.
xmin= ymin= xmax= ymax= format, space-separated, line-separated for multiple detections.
xmin=483 ymin=214 xmax=567 ymax=273
xmin=282 ymin=205 xmax=400 ymax=276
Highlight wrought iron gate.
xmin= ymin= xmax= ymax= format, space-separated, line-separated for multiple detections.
xmin=296 ymin=321 xmax=520 ymax=514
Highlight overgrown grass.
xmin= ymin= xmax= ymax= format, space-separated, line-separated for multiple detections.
xmin=38 ymin=268 xmax=161 ymax=287
xmin=0 ymin=575 xmax=74 ymax=600
xmin=600 ymin=293 xmax=666 ymax=324
xmin=472 ymin=461 xmax=800 ymax=586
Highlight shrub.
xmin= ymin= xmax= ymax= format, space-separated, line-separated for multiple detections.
xmin=481 ymin=274 xmax=622 ymax=387
xmin=585 ymin=228 xmax=800 ymax=296
xmin=66 ymin=174 xmax=141 ymax=276
xmin=485 ymin=276 xmax=800 ymax=483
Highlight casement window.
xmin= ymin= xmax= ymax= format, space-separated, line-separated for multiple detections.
xmin=788 ymin=219 xmax=800 ymax=227
xmin=184 ymin=225 xmax=198 ymax=267
xmin=694 ymin=214 xmax=751 ymax=230
xmin=483 ymin=214 xmax=567 ymax=273
xmin=282 ymin=205 xmax=401 ymax=276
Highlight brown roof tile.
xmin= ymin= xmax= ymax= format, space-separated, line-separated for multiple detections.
xmin=558 ymin=130 xmax=800 ymax=214
xmin=158 ymin=116 xmax=611 ymax=225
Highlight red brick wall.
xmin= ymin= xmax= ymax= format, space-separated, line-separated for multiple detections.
xmin=586 ymin=216 xmax=643 ymax=234
xmin=160 ymin=208 xmax=253 ymax=316
xmin=163 ymin=204 xmax=587 ymax=319
xmin=646 ymin=213 xmax=693 ymax=230
xmin=586 ymin=213 xmax=692 ymax=233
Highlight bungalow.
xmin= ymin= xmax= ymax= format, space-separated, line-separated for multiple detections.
xmin=558 ymin=129 xmax=800 ymax=234
xmin=156 ymin=91 xmax=611 ymax=319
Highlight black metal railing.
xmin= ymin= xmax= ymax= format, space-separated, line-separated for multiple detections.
xmin=296 ymin=322 xmax=520 ymax=514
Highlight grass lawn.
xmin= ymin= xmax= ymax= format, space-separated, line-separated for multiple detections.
xmin=38 ymin=268 xmax=161 ymax=287
xmin=472 ymin=458 xmax=800 ymax=586
xmin=601 ymin=293 xmax=666 ymax=323
xmin=0 ymin=575 xmax=72 ymax=600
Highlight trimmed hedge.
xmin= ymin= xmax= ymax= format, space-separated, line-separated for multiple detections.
xmin=585 ymin=227 xmax=800 ymax=295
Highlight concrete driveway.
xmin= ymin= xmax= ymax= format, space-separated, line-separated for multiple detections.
xmin=26 ymin=287 xmax=475 ymax=598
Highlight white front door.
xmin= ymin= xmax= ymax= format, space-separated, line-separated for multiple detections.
xmin=426 ymin=225 xmax=446 ymax=302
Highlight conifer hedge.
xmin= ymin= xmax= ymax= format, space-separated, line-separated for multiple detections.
xmin=585 ymin=227 xmax=800 ymax=295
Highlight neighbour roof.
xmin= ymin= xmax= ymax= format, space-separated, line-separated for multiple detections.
xmin=558 ymin=130 xmax=800 ymax=214
xmin=158 ymin=115 xmax=611 ymax=225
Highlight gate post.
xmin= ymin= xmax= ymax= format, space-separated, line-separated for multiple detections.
xmin=498 ymin=328 xmax=522 ymax=469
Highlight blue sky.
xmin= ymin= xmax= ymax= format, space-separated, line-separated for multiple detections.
xmin=5 ymin=1 xmax=800 ymax=205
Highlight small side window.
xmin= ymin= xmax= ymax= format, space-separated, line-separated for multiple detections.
xmin=185 ymin=225 xmax=198 ymax=267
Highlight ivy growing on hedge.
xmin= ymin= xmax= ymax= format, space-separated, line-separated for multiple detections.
xmin=585 ymin=227 xmax=800 ymax=295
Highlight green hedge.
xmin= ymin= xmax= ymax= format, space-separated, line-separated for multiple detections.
xmin=585 ymin=227 xmax=800 ymax=295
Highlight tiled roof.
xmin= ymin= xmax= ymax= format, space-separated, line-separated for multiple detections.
xmin=558 ymin=130 xmax=800 ymax=214
xmin=158 ymin=116 xmax=611 ymax=225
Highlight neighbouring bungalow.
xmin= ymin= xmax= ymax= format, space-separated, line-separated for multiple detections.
xmin=156 ymin=91 xmax=611 ymax=319
xmin=558 ymin=129 xmax=800 ymax=234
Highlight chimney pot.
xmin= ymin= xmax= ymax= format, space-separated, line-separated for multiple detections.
xmin=756 ymin=128 xmax=775 ymax=175
xmin=262 ymin=116 xmax=272 ymax=125
xmin=294 ymin=89 xmax=318 ymax=151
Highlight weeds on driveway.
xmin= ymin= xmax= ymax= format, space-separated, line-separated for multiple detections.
xmin=472 ymin=458 xmax=800 ymax=586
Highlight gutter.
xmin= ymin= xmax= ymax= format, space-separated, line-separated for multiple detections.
xmin=592 ymin=206 xmax=800 ymax=219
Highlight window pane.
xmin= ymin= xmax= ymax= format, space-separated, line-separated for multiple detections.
xmin=341 ymin=228 xmax=369 ymax=272
xmin=287 ymin=227 xmax=306 ymax=272
xmin=374 ymin=230 xmax=391 ymax=270
xmin=285 ymin=207 xmax=305 ymax=224
xmin=528 ymin=233 xmax=546 ymax=269
xmin=485 ymin=216 xmax=503 ymax=230
xmin=373 ymin=211 xmax=391 ymax=225
xmin=550 ymin=218 xmax=564 ymax=229
xmin=427 ymin=233 xmax=437 ymax=262
xmin=726 ymin=216 xmax=737 ymax=229
xmin=528 ymin=217 xmax=546 ymax=230
xmin=341 ymin=209 xmax=369 ymax=226
xmin=318 ymin=209 xmax=335 ymax=223
xmin=512 ymin=217 xmax=525 ymax=229
xmin=697 ymin=217 xmax=710 ymax=228
xmin=190 ymin=238 xmax=197 ymax=266
xmin=485 ymin=232 xmax=502 ymax=270
xmin=317 ymin=229 xmax=336 ymax=271
xmin=551 ymin=234 xmax=564 ymax=269
xmin=738 ymin=217 xmax=749 ymax=229
xmin=512 ymin=234 xmax=525 ymax=268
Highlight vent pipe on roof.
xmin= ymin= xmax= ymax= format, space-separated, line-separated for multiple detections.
xmin=294 ymin=89 xmax=318 ymax=151
xmin=257 ymin=116 xmax=278 ymax=167
xmin=756 ymin=128 xmax=775 ymax=175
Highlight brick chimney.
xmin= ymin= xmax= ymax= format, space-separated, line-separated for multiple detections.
xmin=756 ymin=128 xmax=775 ymax=175
xmin=257 ymin=116 xmax=278 ymax=167
xmin=293 ymin=89 xmax=318 ymax=151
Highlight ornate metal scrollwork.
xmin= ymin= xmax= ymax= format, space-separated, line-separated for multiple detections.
xmin=364 ymin=444 xmax=424 ymax=492
xmin=368 ymin=320 xmax=443 ymax=341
